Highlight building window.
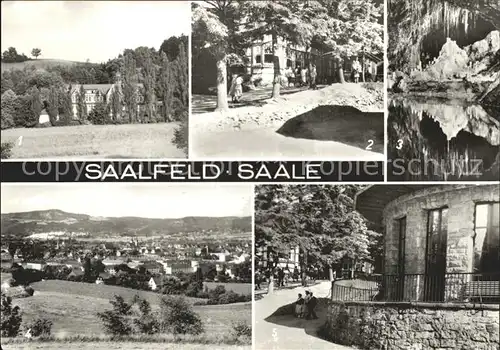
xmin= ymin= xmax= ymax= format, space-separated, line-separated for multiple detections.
xmin=264 ymin=54 xmax=274 ymax=63
xmin=255 ymin=55 xmax=262 ymax=64
xmin=424 ymin=207 xmax=448 ymax=302
xmin=473 ymin=202 xmax=500 ymax=277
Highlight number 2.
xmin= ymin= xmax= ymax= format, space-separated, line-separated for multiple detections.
xmin=366 ymin=140 xmax=374 ymax=150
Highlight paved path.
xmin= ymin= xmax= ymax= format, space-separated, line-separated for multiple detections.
xmin=255 ymin=281 xmax=355 ymax=350
xmin=192 ymin=86 xmax=315 ymax=114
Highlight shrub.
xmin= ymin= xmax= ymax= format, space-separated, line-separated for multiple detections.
xmin=232 ymin=321 xmax=252 ymax=338
xmin=185 ymin=281 xmax=203 ymax=297
xmin=97 ymin=295 xmax=133 ymax=336
xmin=132 ymin=297 xmax=159 ymax=335
xmin=25 ymin=317 xmax=52 ymax=337
xmin=159 ymin=296 xmax=204 ymax=335
xmin=1 ymin=142 xmax=13 ymax=159
xmin=1 ymin=292 xmax=22 ymax=337
xmin=172 ymin=118 xmax=188 ymax=156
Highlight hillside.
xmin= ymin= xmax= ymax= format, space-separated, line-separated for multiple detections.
xmin=1 ymin=58 xmax=82 ymax=73
xmin=0 ymin=209 xmax=252 ymax=238
xmin=9 ymin=279 xmax=250 ymax=337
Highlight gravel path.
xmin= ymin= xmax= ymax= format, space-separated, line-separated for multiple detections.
xmin=255 ymin=281 xmax=356 ymax=350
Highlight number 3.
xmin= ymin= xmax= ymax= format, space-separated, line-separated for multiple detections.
xmin=396 ymin=139 xmax=403 ymax=150
xmin=366 ymin=140 xmax=374 ymax=150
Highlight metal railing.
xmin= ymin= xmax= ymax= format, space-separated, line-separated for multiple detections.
xmin=331 ymin=272 xmax=500 ymax=304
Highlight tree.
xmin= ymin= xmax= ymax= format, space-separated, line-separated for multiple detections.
xmin=1 ymin=293 xmax=22 ymax=337
xmin=192 ymin=3 xmax=231 ymax=111
xmin=158 ymin=296 xmax=204 ymax=335
xmin=97 ymin=295 xmax=133 ymax=335
xmin=88 ymin=100 xmax=108 ymax=125
xmin=140 ymin=49 xmax=156 ymax=123
xmin=175 ymin=42 xmax=189 ymax=112
xmin=31 ymin=48 xmax=42 ymax=59
xmin=28 ymin=86 xmax=43 ymax=127
xmin=110 ymin=84 xmax=122 ymax=122
xmin=160 ymin=35 xmax=189 ymax=61
xmin=122 ymin=53 xmax=138 ymax=123
xmin=1 ymin=90 xmax=17 ymax=129
xmin=255 ymin=185 xmax=381 ymax=294
xmin=76 ymin=85 xmax=87 ymax=121
xmin=58 ymin=87 xmax=74 ymax=124
xmin=318 ymin=0 xmax=383 ymax=82
xmin=47 ymin=86 xmax=59 ymax=125
xmin=240 ymin=1 xmax=324 ymax=98
xmin=158 ymin=52 xmax=174 ymax=122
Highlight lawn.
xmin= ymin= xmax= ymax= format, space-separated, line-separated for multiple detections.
xmin=0 ymin=340 xmax=251 ymax=350
xmin=12 ymin=280 xmax=251 ymax=337
xmin=1 ymin=122 xmax=185 ymax=158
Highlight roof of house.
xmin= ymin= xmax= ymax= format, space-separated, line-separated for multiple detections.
xmin=102 ymin=258 xmax=125 ymax=265
xmin=354 ymin=185 xmax=438 ymax=225
xmin=98 ymin=272 xmax=111 ymax=279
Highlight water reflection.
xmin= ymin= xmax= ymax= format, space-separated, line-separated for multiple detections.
xmin=388 ymin=97 xmax=500 ymax=181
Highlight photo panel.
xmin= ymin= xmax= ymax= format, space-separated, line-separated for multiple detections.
xmin=387 ymin=0 xmax=500 ymax=181
xmin=0 ymin=183 xmax=253 ymax=349
xmin=253 ymin=183 xmax=500 ymax=350
xmin=1 ymin=1 xmax=189 ymax=159
xmin=190 ymin=0 xmax=385 ymax=160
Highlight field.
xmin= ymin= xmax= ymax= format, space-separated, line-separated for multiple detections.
xmin=1 ymin=123 xmax=185 ymax=158
xmin=1 ymin=59 xmax=80 ymax=73
xmin=1 ymin=340 xmax=251 ymax=350
xmin=11 ymin=280 xmax=251 ymax=337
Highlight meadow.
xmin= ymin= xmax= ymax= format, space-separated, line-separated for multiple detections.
xmin=10 ymin=280 xmax=251 ymax=337
xmin=1 ymin=123 xmax=185 ymax=158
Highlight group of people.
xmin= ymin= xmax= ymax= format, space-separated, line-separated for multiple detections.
xmin=285 ymin=64 xmax=318 ymax=89
xmin=295 ymin=290 xmax=318 ymax=319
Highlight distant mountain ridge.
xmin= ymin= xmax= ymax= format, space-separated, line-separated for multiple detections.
xmin=1 ymin=209 xmax=252 ymax=237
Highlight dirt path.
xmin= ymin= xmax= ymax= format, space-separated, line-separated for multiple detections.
xmin=191 ymin=83 xmax=384 ymax=159
xmin=255 ymin=281 xmax=355 ymax=350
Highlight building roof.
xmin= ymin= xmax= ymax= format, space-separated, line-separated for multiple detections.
xmin=354 ymin=185 xmax=437 ymax=225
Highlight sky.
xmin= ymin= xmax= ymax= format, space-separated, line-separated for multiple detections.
xmin=1 ymin=1 xmax=190 ymax=63
xmin=1 ymin=184 xmax=253 ymax=219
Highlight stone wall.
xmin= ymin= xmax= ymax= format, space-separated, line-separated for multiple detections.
xmin=323 ymin=301 xmax=500 ymax=350
xmin=383 ymin=184 xmax=499 ymax=277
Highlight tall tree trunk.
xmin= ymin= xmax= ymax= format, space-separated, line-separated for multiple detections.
xmin=271 ymin=32 xmax=280 ymax=99
xmin=301 ymin=249 xmax=308 ymax=287
xmin=215 ymin=58 xmax=229 ymax=112
xmin=329 ymin=266 xmax=334 ymax=281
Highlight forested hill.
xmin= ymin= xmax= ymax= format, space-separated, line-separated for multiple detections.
xmin=0 ymin=209 xmax=252 ymax=238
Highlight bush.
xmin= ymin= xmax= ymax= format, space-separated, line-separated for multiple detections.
xmin=1 ymin=142 xmax=13 ymax=159
xmin=1 ymin=292 xmax=22 ymax=337
xmin=172 ymin=118 xmax=188 ymax=156
xmin=25 ymin=317 xmax=52 ymax=337
xmin=97 ymin=295 xmax=133 ymax=336
xmin=232 ymin=321 xmax=252 ymax=338
xmin=159 ymin=296 xmax=204 ymax=335
xmin=185 ymin=281 xmax=203 ymax=297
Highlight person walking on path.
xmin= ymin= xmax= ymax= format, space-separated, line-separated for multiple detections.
xmin=278 ymin=268 xmax=285 ymax=287
xmin=352 ymin=58 xmax=361 ymax=83
xmin=255 ymin=270 xmax=262 ymax=290
xmin=229 ymin=73 xmax=243 ymax=103
xmin=295 ymin=293 xmax=305 ymax=318
xmin=304 ymin=290 xmax=319 ymax=320
xmin=310 ymin=64 xmax=317 ymax=90
xmin=301 ymin=66 xmax=308 ymax=87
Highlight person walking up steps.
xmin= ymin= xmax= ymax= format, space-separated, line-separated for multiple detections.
xmin=295 ymin=293 xmax=305 ymax=318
